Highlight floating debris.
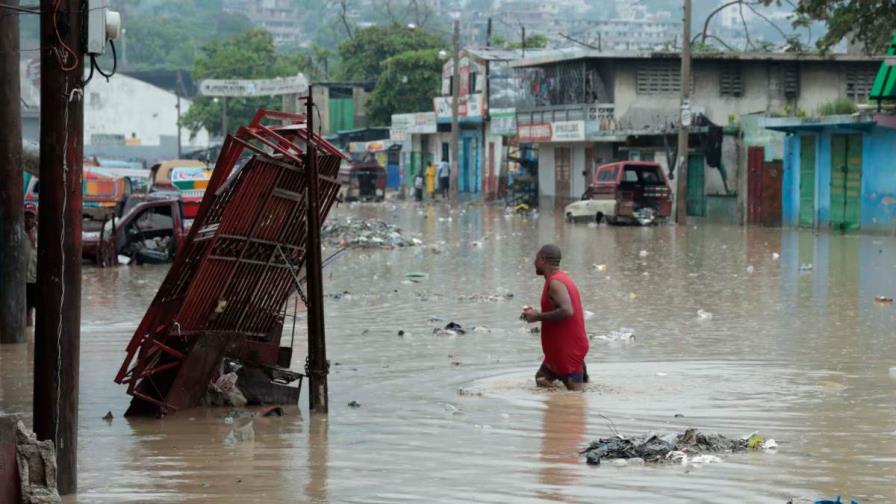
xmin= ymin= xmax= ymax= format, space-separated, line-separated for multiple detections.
xmin=581 ymin=428 xmax=767 ymax=466
xmin=460 ymin=292 xmax=515 ymax=303
xmin=874 ymin=295 xmax=893 ymax=303
xmin=697 ymin=309 xmax=713 ymax=321
xmin=590 ymin=328 xmax=635 ymax=343
xmin=322 ymin=218 xmax=422 ymax=248
xmin=347 ymin=401 xmax=361 ymax=408
xmin=799 ymin=263 xmax=814 ymax=272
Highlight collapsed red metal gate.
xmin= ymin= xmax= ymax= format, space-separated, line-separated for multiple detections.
xmin=114 ymin=109 xmax=348 ymax=416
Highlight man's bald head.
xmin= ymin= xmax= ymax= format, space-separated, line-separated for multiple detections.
xmin=538 ymin=244 xmax=562 ymax=266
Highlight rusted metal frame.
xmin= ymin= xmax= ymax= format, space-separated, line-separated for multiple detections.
xmin=208 ymin=255 xmax=293 ymax=268
xmin=272 ymin=124 xmax=349 ymax=160
xmin=136 ymin=361 xmax=181 ymax=380
xmin=209 ymin=161 xmax=289 ymax=332
xmin=218 ymin=234 xmax=305 ymax=253
xmin=240 ymin=170 xmax=310 ymax=333
xmin=242 ymin=129 xmax=304 ymax=164
xmin=249 ymin=109 xmax=307 ymax=127
xmin=131 ymin=390 xmax=170 ymax=411
xmin=150 ymin=339 xmax=187 ymax=360
xmin=230 ymin=172 xmax=305 ymax=332
xmin=250 ymin=122 xmax=307 ymax=159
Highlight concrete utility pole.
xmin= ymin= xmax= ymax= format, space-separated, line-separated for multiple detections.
xmin=305 ymin=87 xmax=329 ymax=414
xmin=176 ymin=71 xmax=183 ymax=158
xmin=222 ymin=97 xmax=229 ymax=137
xmin=34 ymin=0 xmax=83 ymax=494
xmin=675 ymin=0 xmax=692 ymax=224
xmin=449 ymin=19 xmax=460 ymax=204
xmin=0 ymin=0 xmax=26 ymax=344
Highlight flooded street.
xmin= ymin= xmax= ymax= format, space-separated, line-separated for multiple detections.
xmin=2 ymin=202 xmax=896 ymax=503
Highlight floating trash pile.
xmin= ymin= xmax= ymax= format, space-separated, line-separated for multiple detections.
xmin=322 ymin=218 xmax=422 ymax=248
xmin=581 ymin=428 xmax=776 ymax=466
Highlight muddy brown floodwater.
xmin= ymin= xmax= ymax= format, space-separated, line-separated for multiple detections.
xmin=2 ymin=202 xmax=896 ymax=503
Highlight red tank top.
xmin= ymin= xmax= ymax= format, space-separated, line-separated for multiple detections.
xmin=540 ymin=271 xmax=589 ymax=375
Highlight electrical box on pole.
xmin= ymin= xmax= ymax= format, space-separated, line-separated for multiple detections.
xmin=85 ymin=0 xmax=121 ymax=56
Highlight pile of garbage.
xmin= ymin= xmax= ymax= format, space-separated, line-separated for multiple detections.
xmin=581 ymin=428 xmax=776 ymax=466
xmin=322 ymin=218 xmax=422 ymax=249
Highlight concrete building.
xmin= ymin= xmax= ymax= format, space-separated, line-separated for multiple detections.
xmin=308 ymin=82 xmax=375 ymax=137
xmin=508 ymin=50 xmax=882 ymax=217
xmin=765 ymin=114 xmax=896 ymax=234
xmin=222 ymin=0 xmax=302 ymax=47
xmin=20 ymin=60 xmax=211 ymax=166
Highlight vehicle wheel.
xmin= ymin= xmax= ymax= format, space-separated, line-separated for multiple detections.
xmin=595 ymin=212 xmax=604 ymax=224
xmin=565 ymin=213 xmax=573 ymax=223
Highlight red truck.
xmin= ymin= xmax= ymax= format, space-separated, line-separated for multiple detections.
xmin=564 ymin=161 xmax=673 ymax=225
xmin=82 ymin=192 xmax=191 ymax=266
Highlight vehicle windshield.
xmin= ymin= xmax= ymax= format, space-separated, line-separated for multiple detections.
xmin=622 ymin=165 xmax=665 ymax=185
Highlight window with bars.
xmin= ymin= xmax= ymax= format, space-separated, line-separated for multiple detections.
xmin=782 ymin=65 xmax=799 ymax=99
xmin=636 ymin=61 xmax=681 ymax=95
xmin=844 ymin=65 xmax=877 ymax=100
xmin=719 ymin=65 xmax=744 ymax=97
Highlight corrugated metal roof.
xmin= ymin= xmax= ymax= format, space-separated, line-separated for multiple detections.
xmin=510 ymin=49 xmax=884 ymax=68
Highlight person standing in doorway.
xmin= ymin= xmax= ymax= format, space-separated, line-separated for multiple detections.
xmin=522 ymin=244 xmax=589 ymax=391
xmin=414 ymin=170 xmax=425 ymax=202
xmin=437 ymin=158 xmax=450 ymax=199
xmin=23 ymin=203 xmax=38 ymax=327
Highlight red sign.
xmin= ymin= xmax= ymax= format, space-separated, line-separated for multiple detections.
xmin=518 ymin=123 xmax=552 ymax=143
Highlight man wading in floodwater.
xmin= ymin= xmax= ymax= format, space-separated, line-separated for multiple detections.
xmin=522 ymin=244 xmax=589 ymax=391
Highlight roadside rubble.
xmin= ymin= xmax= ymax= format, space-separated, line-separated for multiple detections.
xmin=322 ymin=218 xmax=422 ymax=248
xmin=16 ymin=421 xmax=62 ymax=504
xmin=581 ymin=428 xmax=776 ymax=467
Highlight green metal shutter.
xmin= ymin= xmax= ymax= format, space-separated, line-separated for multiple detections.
xmin=799 ymin=135 xmax=816 ymax=228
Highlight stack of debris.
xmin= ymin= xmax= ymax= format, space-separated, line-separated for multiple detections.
xmin=1 ymin=415 xmax=61 ymax=504
xmin=322 ymin=218 xmax=422 ymax=248
xmin=581 ymin=428 xmax=776 ymax=466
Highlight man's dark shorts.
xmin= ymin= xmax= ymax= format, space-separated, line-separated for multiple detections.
xmin=537 ymin=361 xmax=589 ymax=384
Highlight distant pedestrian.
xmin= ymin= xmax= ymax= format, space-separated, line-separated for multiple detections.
xmin=23 ymin=203 xmax=38 ymax=327
xmin=521 ymin=244 xmax=589 ymax=391
xmin=414 ymin=170 xmax=424 ymax=202
xmin=425 ymin=162 xmax=437 ymax=198
xmin=437 ymin=158 xmax=450 ymax=198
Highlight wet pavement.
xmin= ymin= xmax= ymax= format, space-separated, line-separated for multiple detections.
xmin=2 ymin=202 xmax=896 ymax=503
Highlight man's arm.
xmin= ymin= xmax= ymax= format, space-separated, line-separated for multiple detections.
xmin=524 ymin=280 xmax=574 ymax=322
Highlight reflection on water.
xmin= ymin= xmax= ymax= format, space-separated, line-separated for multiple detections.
xmin=1 ymin=202 xmax=896 ymax=503
xmin=537 ymin=394 xmax=586 ymax=502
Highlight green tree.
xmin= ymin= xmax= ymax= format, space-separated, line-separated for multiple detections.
xmin=336 ymin=23 xmax=445 ymax=82
xmin=366 ymin=49 xmax=443 ymax=126
xmin=490 ymin=34 xmax=549 ymax=49
xmin=180 ymin=29 xmax=313 ymax=137
xmin=122 ymin=11 xmax=253 ymax=70
xmin=791 ymin=0 xmax=896 ymax=54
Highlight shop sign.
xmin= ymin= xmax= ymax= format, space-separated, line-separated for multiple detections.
xmin=490 ymin=108 xmax=517 ymax=136
xmin=551 ymin=120 xmax=586 ymax=142
xmin=518 ymin=123 xmax=552 ymax=143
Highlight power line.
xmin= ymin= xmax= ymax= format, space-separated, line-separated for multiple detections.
xmin=0 ymin=3 xmax=40 ymax=14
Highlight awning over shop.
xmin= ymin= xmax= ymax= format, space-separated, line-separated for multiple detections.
xmin=871 ymin=36 xmax=896 ymax=102
xmin=763 ymin=115 xmax=877 ymax=133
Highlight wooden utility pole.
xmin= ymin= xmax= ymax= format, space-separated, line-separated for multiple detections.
xmin=675 ymin=0 xmax=692 ymax=224
xmin=34 ymin=0 xmax=83 ymax=494
xmin=0 ymin=0 xmax=26 ymax=344
xmin=305 ymin=87 xmax=328 ymax=414
xmin=449 ymin=19 xmax=460 ymax=204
